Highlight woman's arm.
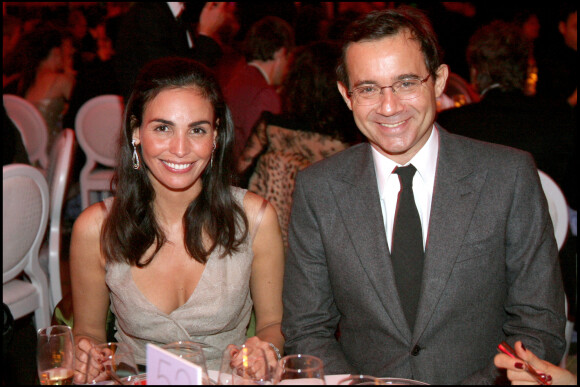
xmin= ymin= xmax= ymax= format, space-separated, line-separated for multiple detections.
xmin=70 ymin=202 xmax=110 ymax=383
xmin=245 ymin=192 xmax=285 ymax=363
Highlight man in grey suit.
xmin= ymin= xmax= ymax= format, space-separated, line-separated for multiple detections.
xmin=281 ymin=7 xmax=566 ymax=385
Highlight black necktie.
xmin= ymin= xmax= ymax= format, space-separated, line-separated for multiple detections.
xmin=390 ymin=164 xmax=424 ymax=331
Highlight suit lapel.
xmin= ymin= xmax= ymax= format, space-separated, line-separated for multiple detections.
xmin=330 ymin=144 xmax=412 ymax=341
xmin=413 ymin=129 xmax=488 ymax=341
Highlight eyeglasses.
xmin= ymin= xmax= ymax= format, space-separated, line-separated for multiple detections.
xmin=348 ymin=74 xmax=431 ymax=105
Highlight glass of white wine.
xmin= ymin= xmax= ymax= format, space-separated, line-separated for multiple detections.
xmin=37 ymin=325 xmax=75 ymax=385
xmin=161 ymin=341 xmax=212 ymax=385
xmin=275 ymin=354 xmax=326 ymax=385
xmin=337 ymin=375 xmax=386 ymax=385
xmin=85 ymin=342 xmax=139 ymax=384
xmin=218 ymin=344 xmax=276 ymax=385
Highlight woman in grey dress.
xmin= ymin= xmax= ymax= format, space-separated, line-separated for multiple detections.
xmin=70 ymin=57 xmax=284 ymax=382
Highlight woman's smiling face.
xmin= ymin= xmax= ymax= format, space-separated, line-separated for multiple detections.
xmin=133 ymin=87 xmax=217 ymax=194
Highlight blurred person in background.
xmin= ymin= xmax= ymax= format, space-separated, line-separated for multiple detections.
xmin=114 ymin=2 xmax=234 ymax=100
xmin=436 ymin=19 xmax=576 ymax=333
xmin=63 ymin=5 xmax=119 ymax=130
xmin=17 ymin=25 xmax=76 ymax=152
xmin=535 ymin=2 xmax=577 ymax=108
xmin=223 ymin=16 xmax=294 ymax=164
xmin=237 ymin=41 xmax=360 ymax=247
xmin=436 ymin=20 xmax=574 ymax=194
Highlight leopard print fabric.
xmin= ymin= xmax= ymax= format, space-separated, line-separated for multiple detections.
xmin=241 ymin=119 xmax=350 ymax=247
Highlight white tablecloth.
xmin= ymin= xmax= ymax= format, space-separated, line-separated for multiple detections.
xmin=207 ymin=370 xmax=350 ymax=384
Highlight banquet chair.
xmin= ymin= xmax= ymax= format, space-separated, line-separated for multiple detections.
xmin=39 ymin=129 xmax=76 ymax=310
xmin=3 ymin=94 xmax=50 ymax=171
xmin=538 ymin=170 xmax=568 ymax=251
xmin=75 ymin=95 xmax=123 ymax=209
xmin=537 ymin=169 xmax=573 ymax=367
xmin=3 ymin=164 xmax=51 ymax=330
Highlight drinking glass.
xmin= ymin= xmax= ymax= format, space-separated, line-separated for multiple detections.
xmin=379 ymin=378 xmax=429 ymax=385
xmin=218 ymin=344 xmax=276 ymax=385
xmin=37 ymin=325 xmax=75 ymax=385
xmin=337 ymin=375 xmax=386 ymax=385
xmin=85 ymin=342 xmax=139 ymax=384
xmin=161 ymin=341 xmax=212 ymax=385
xmin=274 ymin=354 xmax=325 ymax=385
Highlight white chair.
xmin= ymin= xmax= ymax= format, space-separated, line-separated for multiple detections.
xmin=3 ymin=94 xmax=50 ymax=171
xmin=538 ymin=170 xmax=568 ymax=251
xmin=3 ymin=163 xmax=51 ymax=330
xmin=75 ymin=95 xmax=123 ymax=209
xmin=39 ymin=129 xmax=76 ymax=310
xmin=537 ymin=170 xmax=573 ymax=367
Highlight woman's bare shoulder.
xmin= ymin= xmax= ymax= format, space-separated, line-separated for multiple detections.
xmin=71 ymin=201 xmax=109 ymax=240
xmin=70 ymin=201 xmax=111 ymax=269
xmin=242 ymin=190 xmax=269 ymax=218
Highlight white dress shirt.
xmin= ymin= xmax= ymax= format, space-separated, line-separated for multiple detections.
xmin=372 ymin=126 xmax=439 ymax=252
xmin=167 ymin=2 xmax=193 ymax=48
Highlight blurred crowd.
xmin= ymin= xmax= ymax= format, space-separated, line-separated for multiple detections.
xmin=3 ymin=2 xmax=575 ymax=153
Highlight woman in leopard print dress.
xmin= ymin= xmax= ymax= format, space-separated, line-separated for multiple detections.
xmin=238 ymin=41 xmax=361 ymax=247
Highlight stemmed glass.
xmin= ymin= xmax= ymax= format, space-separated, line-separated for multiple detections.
xmin=337 ymin=375 xmax=386 ymax=385
xmin=161 ymin=341 xmax=212 ymax=385
xmin=218 ymin=344 xmax=276 ymax=385
xmin=274 ymin=354 xmax=326 ymax=385
xmin=37 ymin=325 xmax=75 ymax=385
xmin=85 ymin=342 xmax=139 ymax=384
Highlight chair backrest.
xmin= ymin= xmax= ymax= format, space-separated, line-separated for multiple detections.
xmin=75 ymin=95 xmax=124 ymax=167
xmin=538 ymin=170 xmax=569 ymax=250
xmin=3 ymin=164 xmax=50 ymax=284
xmin=444 ymin=72 xmax=480 ymax=106
xmin=45 ymin=129 xmax=76 ymax=307
xmin=3 ymin=94 xmax=50 ymax=170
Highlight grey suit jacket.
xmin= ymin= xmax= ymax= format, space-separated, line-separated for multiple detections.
xmin=282 ymin=128 xmax=566 ymax=384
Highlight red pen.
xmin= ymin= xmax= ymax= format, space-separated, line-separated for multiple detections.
xmin=497 ymin=341 xmax=550 ymax=385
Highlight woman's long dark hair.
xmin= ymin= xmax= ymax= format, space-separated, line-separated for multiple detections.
xmin=102 ymin=57 xmax=247 ymax=267
xmin=280 ymin=40 xmax=358 ymax=143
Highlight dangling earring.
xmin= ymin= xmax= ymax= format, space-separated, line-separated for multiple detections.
xmin=210 ymin=140 xmax=216 ymax=169
xmin=132 ymin=139 xmax=140 ymax=170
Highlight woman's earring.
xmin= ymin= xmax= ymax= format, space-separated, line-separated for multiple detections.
xmin=132 ymin=139 xmax=140 ymax=170
xmin=210 ymin=140 xmax=217 ymax=169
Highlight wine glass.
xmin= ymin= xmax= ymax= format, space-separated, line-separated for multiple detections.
xmin=85 ymin=342 xmax=139 ymax=384
xmin=337 ymin=375 xmax=386 ymax=385
xmin=218 ymin=344 xmax=276 ymax=385
xmin=37 ymin=325 xmax=75 ymax=385
xmin=274 ymin=354 xmax=326 ymax=385
xmin=161 ymin=341 xmax=212 ymax=385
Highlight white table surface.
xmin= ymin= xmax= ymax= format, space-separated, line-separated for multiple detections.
xmin=207 ymin=370 xmax=350 ymax=384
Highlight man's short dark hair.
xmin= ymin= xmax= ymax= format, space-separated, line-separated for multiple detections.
xmin=466 ymin=20 xmax=530 ymax=93
xmin=336 ymin=6 xmax=443 ymax=88
xmin=242 ymin=16 xmax=295 ymax=62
